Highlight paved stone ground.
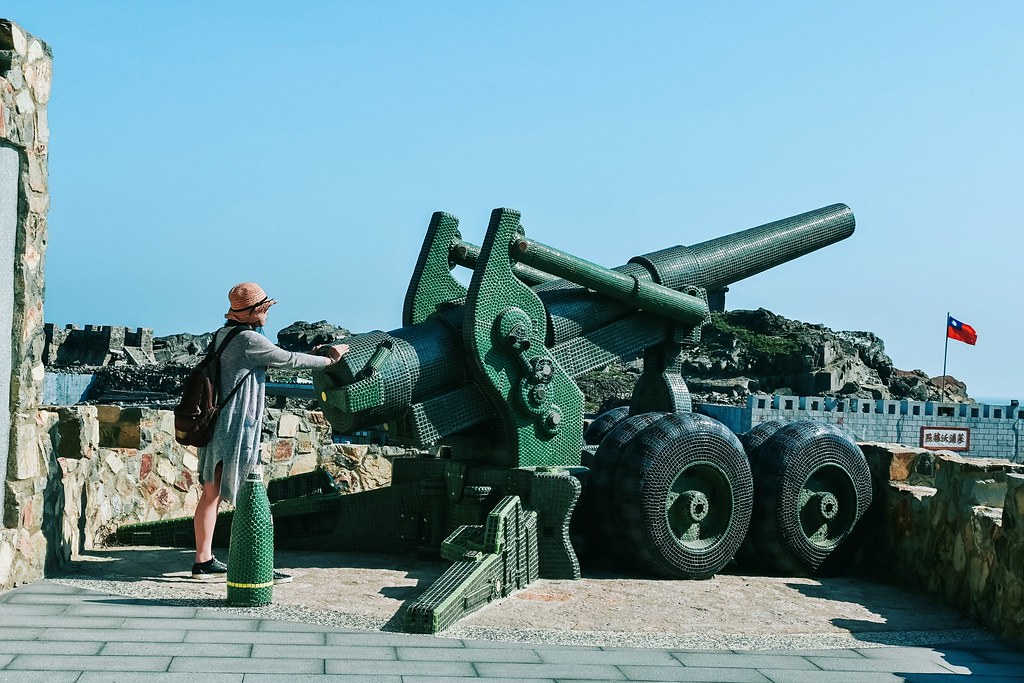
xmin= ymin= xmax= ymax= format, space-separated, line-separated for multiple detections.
xmin=2 ymin=546 xmax=1022 ymax=681
xmin=3 ymin=582 xmax=1024 ymax=682
xmin=43 ymin=547 xmax=999 ymax=648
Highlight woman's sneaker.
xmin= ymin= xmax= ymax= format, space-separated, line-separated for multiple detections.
xmin=273 ymin=570 xmax=293 ymax=585
xmin=192 ymin=557 xmax=228 ymax=580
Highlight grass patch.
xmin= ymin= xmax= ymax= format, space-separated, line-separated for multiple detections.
xmin=708 ymin=313 xmax=801 ymax=356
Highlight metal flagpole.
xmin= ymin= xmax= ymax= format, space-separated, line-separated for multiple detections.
xmin=941 ymin=311 xmax=949 ymax=397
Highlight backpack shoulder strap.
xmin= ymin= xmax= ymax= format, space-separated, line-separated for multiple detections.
xmin=212 ymin=325 xmax=249 ymax=357
xmin=217 ymin=368 xmax=257 ymax=410
xmin=198 ymin=325 xmax=248 ymax=366
xmin=205 ymin=325 xmax=252 ymax=400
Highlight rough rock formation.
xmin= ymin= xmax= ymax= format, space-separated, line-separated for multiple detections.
xmin=576 ymin=309 xmax=971 ymax=412
xmin=152 ymin=332 xmax=214 ymax=366
xmin=277 ymin=320 xmax=350 ymax=352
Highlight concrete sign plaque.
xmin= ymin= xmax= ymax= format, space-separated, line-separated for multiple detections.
xmin=921 ymin=426 xmax=970 ymax=451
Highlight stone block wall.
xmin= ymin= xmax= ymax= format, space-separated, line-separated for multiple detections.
xmin=36 ymin=405 xmax=193 ymax=565
xmin=860 ymin=443 xmax=1024 ymax=642
xmin=261 ymin=408 xmax=332 ymax=481
xmin=40 ymin=405 xmax=411 ymax=556
xmin=261 ymin=407 xmax=403 ymax=493
xmin=0 ymin=19 xmax=51 ymax=591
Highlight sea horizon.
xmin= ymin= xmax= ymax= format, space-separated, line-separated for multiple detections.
xmin=974 ymin=396 xmax=1021 ymax=406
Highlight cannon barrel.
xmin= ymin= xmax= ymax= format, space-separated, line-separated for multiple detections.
xmin=463 ymin=203 xmax=855 ymax=347
xmin=629 ymin=203 xmax=854 ymax=291
xmin=316 ymin=204 xmax=854 ymax=440
xmin=451 ymin=203 xmax=854 ymax=294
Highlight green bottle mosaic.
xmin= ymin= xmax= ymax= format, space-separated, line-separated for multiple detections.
xmin=226 ymin=467 xmax=275 ymax=607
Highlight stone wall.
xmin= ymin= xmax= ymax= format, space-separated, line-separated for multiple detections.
xmin=40 ymin=405 xmax=410 ymax=557
xmin=261 ymin=407 xmax=404 ymax=493
xmin=860 ymin=443 xmax=1024 ymax=642
xmin=0 ymin=19 xmax=51 ymax=590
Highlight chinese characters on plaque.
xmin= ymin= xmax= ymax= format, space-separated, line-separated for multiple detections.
xmin=920 ymin=427 xmax=970 ymax=451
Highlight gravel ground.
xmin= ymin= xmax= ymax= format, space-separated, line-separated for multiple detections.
xmin=48 ymin=546 xmax=996 ymax=650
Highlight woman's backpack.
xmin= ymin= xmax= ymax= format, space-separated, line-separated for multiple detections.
xmin=173 ymin=326 xmax=253 ymax=446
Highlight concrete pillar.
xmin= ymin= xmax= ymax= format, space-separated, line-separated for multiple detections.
xmin=0 ymin=144 xmax=15 ymax=512
xmin=1 ymin=18 xmax=53 ymax=589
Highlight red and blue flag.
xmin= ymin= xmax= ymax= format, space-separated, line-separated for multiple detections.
xmin=947 ymin=316 xmax=977 ymax=346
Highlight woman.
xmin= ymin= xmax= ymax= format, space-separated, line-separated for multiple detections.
xmin=192 ymin=282 xmax=347 ymax=581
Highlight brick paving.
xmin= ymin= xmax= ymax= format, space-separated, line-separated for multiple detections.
xmin=2 ymin=581 xmax=1023 ymax=682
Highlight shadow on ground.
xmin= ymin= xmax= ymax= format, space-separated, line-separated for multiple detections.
xmin=789 ymin=578 xmax=1023 ymax=679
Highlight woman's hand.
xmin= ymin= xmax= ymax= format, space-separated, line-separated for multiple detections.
xmin=315 ymin=342 xmax=352 ymax=362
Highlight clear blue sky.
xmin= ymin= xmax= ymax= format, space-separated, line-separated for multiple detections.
xmin=7 ymin=2 xmax=1023 ymax=399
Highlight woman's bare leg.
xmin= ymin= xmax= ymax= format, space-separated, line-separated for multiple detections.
xmin=194 ymin=462 xmax=223 ymax=563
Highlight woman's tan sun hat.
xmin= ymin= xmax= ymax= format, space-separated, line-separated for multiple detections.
xmin=226 ymin=282 xmax=277 ymax=323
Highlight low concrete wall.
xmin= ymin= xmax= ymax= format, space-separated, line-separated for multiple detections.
xmin=703 ymin=395 xmax=1024 ymax=462
xmin=861 ymin=443 xmax=1024 ymax=642
xmin=41 ymin=405 xmax=415 ymax=562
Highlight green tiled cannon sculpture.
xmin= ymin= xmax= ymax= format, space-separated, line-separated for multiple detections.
xmin=120 ymin=204 xmax=872 ymax=633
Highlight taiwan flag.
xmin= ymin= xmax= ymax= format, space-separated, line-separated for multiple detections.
xmin=947 ymin=316 xmax=977 ymax=345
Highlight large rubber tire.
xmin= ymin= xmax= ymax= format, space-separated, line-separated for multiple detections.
xmin=614 ymin=412 xmax=753 ymax=579
xmin=584 ymin=406 xmax=631 ymax=446
xmin=734 ymin=420 xmax=788 ymax=571
xmin=584 ymin=411 xmax=667 ymax=560
xmin=739 ymin=420 xmax=788 ymax=454
xmin=749 ymin=420 xmax=873 ymax=576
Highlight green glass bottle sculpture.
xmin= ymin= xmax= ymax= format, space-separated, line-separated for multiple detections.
xmin=227 ymin=466 xmax=274 ymax=606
